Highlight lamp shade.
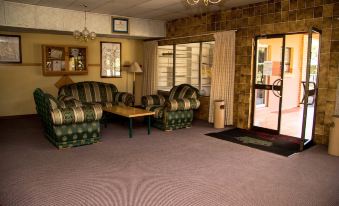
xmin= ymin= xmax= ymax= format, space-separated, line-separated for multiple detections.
xmin=129 ymin=62 xmax=143 ymax=73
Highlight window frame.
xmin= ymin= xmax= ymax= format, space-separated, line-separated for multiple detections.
xmin=157 ymin=41 xmax=215 ymax=96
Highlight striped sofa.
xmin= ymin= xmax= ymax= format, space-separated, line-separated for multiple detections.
xmin=33 ymin=88 xmax=102 ymax=149
xmin=141 ymin=84 xmax=200 ymax=131
xmin=58 ymin=81 xmax=134 ymax=108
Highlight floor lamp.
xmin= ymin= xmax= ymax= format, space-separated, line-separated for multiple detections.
xmin=128 ymin=62 xmax=143 ymax=97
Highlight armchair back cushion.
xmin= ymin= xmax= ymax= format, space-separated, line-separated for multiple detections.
xmin=168 ymin=84 xmax=199 ymax=100
xmin=142 ymin=94 xmax=166 ymax=107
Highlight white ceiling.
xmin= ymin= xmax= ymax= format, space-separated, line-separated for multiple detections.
xmin=6 ymin=0 xmax=265 ymax=21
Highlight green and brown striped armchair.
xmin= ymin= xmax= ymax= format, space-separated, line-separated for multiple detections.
xmin=141 ymin=84 xmax=200 ymax=131
xmin=33 ymin=88 xmax=103 ymax=149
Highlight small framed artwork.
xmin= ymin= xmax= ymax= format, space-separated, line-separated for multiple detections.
xmin=100 ymin=42 xmax=122 ymax=78
xmin=0 ymin=34 xmax=22 ymax=63
xmin=112 ymin=17 xmax=129 ymax=33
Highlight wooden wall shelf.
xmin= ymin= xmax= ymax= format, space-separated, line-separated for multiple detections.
xmin=42 ymin=45 xmax=88 ymax=76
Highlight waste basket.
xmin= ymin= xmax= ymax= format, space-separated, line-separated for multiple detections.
xmin=214 ymin=100 xmax=225 ymax=128
xmin=329 ymin=115 xmax=339 ymax=156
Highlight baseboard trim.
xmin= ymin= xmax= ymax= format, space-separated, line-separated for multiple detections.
xmin=0 ymin=114 xmax=38 ymax=120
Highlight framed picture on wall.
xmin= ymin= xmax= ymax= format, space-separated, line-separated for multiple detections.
xmin=112 ymin=17 xmax=129 ymax=33
xmin=0 ymin=34 xmax=22 ymax=63
xmin=100 ymin=42 xmax=122 ymax=78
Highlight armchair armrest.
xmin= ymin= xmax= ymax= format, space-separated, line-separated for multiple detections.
xmin=51 ymin=105 xmax=102 ymax=125
xmin=113 ymin=92 xmax=134 ymax=106
xmin=141 ymin=95 xmax=166 ymax=107
xmin=165 ymin=98 xmax=200 ymax=111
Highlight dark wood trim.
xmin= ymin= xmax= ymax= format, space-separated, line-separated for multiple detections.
xmin=0 ymin=63 xmax=101 ymax=68
xmin=0 ymin=63 xmax=42 ymax=66
xmin=88 ymin=64 xmax=100 ymax=67
xmin=0 ymin=114 xmax=38 ymax=120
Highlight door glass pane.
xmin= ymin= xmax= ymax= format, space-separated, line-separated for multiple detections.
xmin=175 ymin=43 xmax=200 ymax=88
xmin=279 ymin=34 xmax=306 ymax=138
xmin=253 ymin=37 xmax=283 ymax=132
xmin=304 ymin=31 xmax=320 ymax=140
xmin=253 ymin=89 xmax=280 ymax=130
xmin=256 ymin=38 xmax=283 ymax=85
xmin=158 ymin=45 xmax=174 ymax=91
xmin=201 ymin=42 xmax=215 ymax=96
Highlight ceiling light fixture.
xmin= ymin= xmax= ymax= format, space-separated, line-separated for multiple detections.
xmin=73 ymin=4 xmax=96 ymax=42
xmin=186 ymin=0 xmax=222 ymax=6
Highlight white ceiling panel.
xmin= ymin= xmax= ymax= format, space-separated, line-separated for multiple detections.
xmin=91 ymin=0 xmax=150 ymax=15
xmin=35 ymin=0 xmax=75 ymax=9
xmin=6 ymin=0 xmax=40 ymax=4
xmin=5 ymin=0 xmax=266 ymax=21
xmin=66 ymin=0 xmax=111 ymax=11
xmin=137 ymin=0 xmax=182 ymax=9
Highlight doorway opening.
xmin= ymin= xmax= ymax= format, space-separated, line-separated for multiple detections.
xmin=251 ymin=29 xmax=321 ymax=151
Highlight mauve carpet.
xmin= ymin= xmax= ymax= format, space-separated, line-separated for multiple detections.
xmin=0 ymin=116 xmax=339 ymax=206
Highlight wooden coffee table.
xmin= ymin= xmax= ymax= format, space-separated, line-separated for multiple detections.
xmin=103 ymin=105 xmax=155 ymax=138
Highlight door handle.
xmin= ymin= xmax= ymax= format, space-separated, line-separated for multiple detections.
xmin=301 ymin=81 xmax=316 ymax=104
xmin=272 ymin=79 xmax=282 ymax=98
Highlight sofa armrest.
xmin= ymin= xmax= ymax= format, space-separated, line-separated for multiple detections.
xmin=112 ymin=92 xmax=134 ymax=106
xmin=141 ymin=95 xmax=166 ymax=107
xmin=51 ymin=105 xmax=102 ymax=125
xmin=165 ymin=98 xmax=200 ymax=111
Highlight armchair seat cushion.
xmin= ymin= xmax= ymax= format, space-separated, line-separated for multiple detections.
xmin=51 ymin=105 xmax=102 ymax=125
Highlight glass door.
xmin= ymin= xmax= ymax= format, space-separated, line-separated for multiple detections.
xmin=252 ymin=35 xmax=285 ymax=133
xmin=300 ymin=28 xmax=321 ymax=151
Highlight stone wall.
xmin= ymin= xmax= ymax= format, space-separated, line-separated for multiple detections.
xmin=165 ymin=0 xmax=339 ymax=144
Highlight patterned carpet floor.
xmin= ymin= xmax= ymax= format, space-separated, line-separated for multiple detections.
xmin=0 ymin=116 xmax=339 ymax=206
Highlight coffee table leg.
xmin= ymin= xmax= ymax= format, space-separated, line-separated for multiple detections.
xmin=147 ymin=115 xmax=151 ymax=135
xmin=129 ymin=118 xmax=133 ymax=138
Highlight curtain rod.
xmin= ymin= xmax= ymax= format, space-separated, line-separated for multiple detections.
xmin=157 ymin=30 xmax=237 ymax=42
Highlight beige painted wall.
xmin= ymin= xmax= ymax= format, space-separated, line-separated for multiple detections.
xmin=0 ymin=32 xmax=143 ymax=116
